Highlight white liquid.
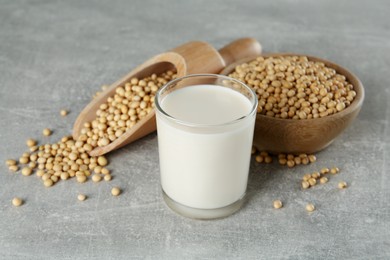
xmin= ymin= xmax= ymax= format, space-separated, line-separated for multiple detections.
xmin=156 ymin=84 xmax=256 ymax=209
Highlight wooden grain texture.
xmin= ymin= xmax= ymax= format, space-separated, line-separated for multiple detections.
xmin=73 ymin=38 xmax=262 ymax=156
xmin=221 ymin=53 xmax=365 ymax=154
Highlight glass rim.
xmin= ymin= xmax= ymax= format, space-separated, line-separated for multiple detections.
xmin=154 ymin=74 xmax=258 ymax=128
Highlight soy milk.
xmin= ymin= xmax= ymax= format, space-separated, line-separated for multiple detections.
xmin=156 ymin=84 xmax=256 ymax=209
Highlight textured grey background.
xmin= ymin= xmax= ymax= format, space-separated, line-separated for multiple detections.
xmin=0 ymin=0 xmax=389 ymax=259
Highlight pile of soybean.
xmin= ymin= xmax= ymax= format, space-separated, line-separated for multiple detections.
xmin=229 ymin=55 xmax=356 ymax=120
xmin=5 ymin=71 xmax=176 ymax=195
xmin=231 ymin=55 xmax=357 ymax=168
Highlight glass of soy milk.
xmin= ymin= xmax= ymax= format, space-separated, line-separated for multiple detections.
xmin=155 ymin=74 xmax=258 ymax=219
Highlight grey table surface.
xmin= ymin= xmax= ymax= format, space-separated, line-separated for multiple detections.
xmin=1 ymin=0 xmax=389 ymax=259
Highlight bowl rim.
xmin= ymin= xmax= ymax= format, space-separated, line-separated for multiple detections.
xmin=220 ymin=53 xmax=365 ymax=122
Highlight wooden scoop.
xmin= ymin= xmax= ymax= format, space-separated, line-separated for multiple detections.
xmin=73 ymin=38 xmax=262 ymax=156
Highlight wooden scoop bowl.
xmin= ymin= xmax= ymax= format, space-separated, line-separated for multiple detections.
xmin=73 ymin=38 xmax=262 ymax=156
xmin=221 ymin=53 xmax=365 ymax=154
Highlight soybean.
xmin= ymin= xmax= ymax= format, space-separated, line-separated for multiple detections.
xmin=306 ymin=203 xmax=315 ymax=212
xmin=302 ymin=181 xmax=310 ymax=189
xmin=9 ymin=165 xmax=19 ymax=172
xmin=60 ymin=110 xmax=68 ymax=116
xmin=12 ymin=197 xmax=23 ymax=207
xmin=6 ymin=159 xmax=17 ymax=166
xmin=330 ymin=167 xmax=340 ymax=174
xmin=43 ymin=128 xmax=52 ymax=136
xmin=44 ymin=179 xmax=54 ymax=187
xmin=111 ymin=187 xmax=121 ymax=196
xmin=338 ymin=181 xmax=347 ymax=189
xmin=273 ymin=200 xmax=283 ymax=209
xmin=320 ymin=177 xmax=328 ymax=184
xmin=77 ymin=194 xmax=86 ymax=201
xmin=92 ymin=174 xmax=102 ymax=182
xmin=21 ymin=167 xmax=32 ymax=176
xmin=229 ymin=56 xmax=355 ymax=120
xmin=26 ymin=139 xmax=37 ymax=147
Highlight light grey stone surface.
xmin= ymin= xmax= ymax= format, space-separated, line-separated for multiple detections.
xmin=0 ymin=0 xmax=389 ymax=259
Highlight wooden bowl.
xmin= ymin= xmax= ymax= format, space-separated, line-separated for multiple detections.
xmin=220 ymin=53 xmax=365 ymax=154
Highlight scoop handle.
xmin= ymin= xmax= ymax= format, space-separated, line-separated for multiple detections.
xmin=218 ymin=38 xmax=262 ymax=67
